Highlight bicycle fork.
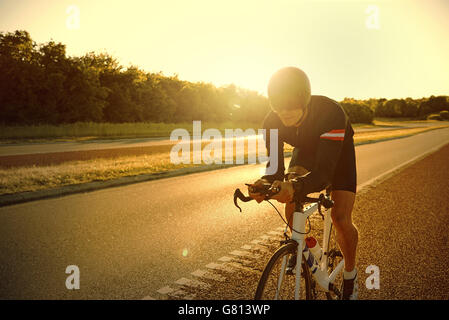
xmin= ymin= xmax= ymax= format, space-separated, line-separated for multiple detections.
xmin=290 ymin=209 xmax=344 ymax=299
xmin=291 ymin=209 xmax=309 ymax=300
xmin=274 ymin=241 xmax=305 ymax=300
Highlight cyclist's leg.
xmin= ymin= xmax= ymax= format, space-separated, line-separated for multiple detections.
xmin=330 ymin=133 xmax=358 ymax=272
xmin=330 ymin=190 xmax=357 ymax=272
xmin=285 ymin=202 xmax=294 ymax=231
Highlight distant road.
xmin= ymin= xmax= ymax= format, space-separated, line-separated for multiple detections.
xmin=0 ymin=121 xmax=446 ymax=156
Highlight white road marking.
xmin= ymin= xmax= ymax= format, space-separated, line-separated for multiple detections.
xmin=157 ymin=286 xmax=174 ymax=295
xmin=191 ymin=269 xmax=207 ymax=277
xmin=175 ymin=277 xmax=210 ymax=289
xmin=169 ymin=289 xmax=188 ymax=298
xmin=192 ymin=269 xmax=227 ymax=282
xmin=205 ymin=262 xmax=234 ymax=272
xmin=218 ymin=256 xmax=233 ymax=262
xmin=205 ymin=262 xmax=222 ymax=270
xmin=229 ymin=250 xmax=250 ymax=257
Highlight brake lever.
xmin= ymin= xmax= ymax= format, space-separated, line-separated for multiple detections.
xmin=234 ymin=184 xmax=280 ymax=212
xmin=317 ymin=193 xmax=334 ymax=220
xmin=233 ymin=188 xmax=254 ymax=212
xmin=317 ymin=194 xmax=325 ymax=220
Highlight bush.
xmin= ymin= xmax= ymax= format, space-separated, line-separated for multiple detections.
xmin=427 ymin=114 xmax=443 ymax=121
xmin=340 ymin=102 xmax=374 ymax=124
xmin=440 ymin=110 xmax=449 ymax=120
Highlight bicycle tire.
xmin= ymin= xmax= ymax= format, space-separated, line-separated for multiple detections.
xmin=254 ymin=242 xmax=312 ymax=300
xmin=325 ymin=224 xmax=344 ymax=300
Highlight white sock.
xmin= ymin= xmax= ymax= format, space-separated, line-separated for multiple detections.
xmin=344 ymin=268 xmax=357 ymax=280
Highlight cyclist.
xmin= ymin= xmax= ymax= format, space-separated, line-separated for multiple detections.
xmin=249 ymin=67 xmax=359 ymax=300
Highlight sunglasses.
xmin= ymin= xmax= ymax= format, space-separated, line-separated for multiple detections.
xmin=269 ymin=95 xmax=305 ymax=113
xmin=271 ymin=103 xmax=304 ymax=114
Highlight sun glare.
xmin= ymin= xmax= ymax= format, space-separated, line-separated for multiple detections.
xmin=0 ymin=0 xmax=448 ymax=99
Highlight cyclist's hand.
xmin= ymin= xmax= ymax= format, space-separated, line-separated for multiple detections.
xmin=270 ymin=180 xmax=294 ymax=203
xmin=248 ymin=179 xmax=269 ymax=203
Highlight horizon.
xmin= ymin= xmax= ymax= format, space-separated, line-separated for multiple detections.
xmin=1 ymin=0 xmax=448 ymax=101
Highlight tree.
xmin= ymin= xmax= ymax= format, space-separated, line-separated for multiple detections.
xmin=402 ymin=98 xmax=419 ymax=117
xmin=418 ymin=96 xmax=449 ymax=117
xmin=0 ymin=30 xmax=41 ymax=124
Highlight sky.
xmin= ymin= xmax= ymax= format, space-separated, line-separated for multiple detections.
xmin=1 ymin=0 xmax=448 ymax=101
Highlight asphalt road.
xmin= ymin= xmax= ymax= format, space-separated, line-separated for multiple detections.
xmin=0 ymin=127 xmax=449 ymax=299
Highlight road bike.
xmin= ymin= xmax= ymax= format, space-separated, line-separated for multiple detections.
xmin=233 ymin=183 xmax=344 ymax=300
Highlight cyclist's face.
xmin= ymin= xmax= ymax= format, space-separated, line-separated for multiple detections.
xmin=270 ymin=95 xmax=306 ymax=127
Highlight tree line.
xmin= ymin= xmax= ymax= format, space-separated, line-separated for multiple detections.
xmin=1 ymin=30 xmax=448 ymax=126
xmin=340 ymin=96 xmax=449 ymax=123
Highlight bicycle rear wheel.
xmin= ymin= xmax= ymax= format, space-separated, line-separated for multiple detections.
xmin=254 ymin=242 xmax=312 ymax=300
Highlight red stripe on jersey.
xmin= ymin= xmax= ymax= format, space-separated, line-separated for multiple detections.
xmin=320 ymin=136 xmax=344 ymax=141
xmin=328 ymin=129 xmax=345 ymax=133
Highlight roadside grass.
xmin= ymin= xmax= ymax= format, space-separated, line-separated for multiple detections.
xmin=0 ymin=153 xmax=198 ymax=195
xmin=352 ymin=118 xmax=444 ymax=130
xmin=353 ymin=125 xmax=448 ymax=144
xmin=0 ymin=141 xmax=270 ymax=195
xmin=0 ymin=121 xmax=262 ymax=143
xmin=1 ymin=118 xmax=444 ymax=143
xmin=1 ymin=124 xmax=448 ymax=196
xmin=374 ymin=117 xmax=434 ymax=123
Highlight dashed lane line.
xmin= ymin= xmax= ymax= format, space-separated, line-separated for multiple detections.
xmin=148 ymin=230 xmax=282 ymax=299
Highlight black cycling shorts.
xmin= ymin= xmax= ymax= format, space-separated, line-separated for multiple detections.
xmin=288 ymin=136 xmax=357 ymax=194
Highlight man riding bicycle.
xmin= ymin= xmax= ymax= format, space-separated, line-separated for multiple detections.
xmin=249 ymin=67 xmax=359 ymax=300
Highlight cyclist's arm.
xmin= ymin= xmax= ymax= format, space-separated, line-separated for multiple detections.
xmin=261 ymin=117 xmax=285 ymax=183
xmin=291 ymin=109 xmax=348 ymax=200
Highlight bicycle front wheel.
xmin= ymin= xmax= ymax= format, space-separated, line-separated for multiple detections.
xmin=324 ymin=224 xmax=344 ymax=300
xmin=254 ymin=242 xmax=312 ymax=300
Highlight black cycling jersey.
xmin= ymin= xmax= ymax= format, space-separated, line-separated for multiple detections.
xmin=261 ymin=95 xmax=355 ymax=201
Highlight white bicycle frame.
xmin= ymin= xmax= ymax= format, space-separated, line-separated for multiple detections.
xmin=277 ymin=199 xmax=345 ymax=300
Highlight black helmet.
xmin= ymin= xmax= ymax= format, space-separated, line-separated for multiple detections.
xmin=267 ymin=67 xmax=311 ymax=111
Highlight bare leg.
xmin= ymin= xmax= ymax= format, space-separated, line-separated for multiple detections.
xmin=330 ymin=190 xmax=358 ymax=272
xmin=284 ymin=201 xmax=295 ymax=231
